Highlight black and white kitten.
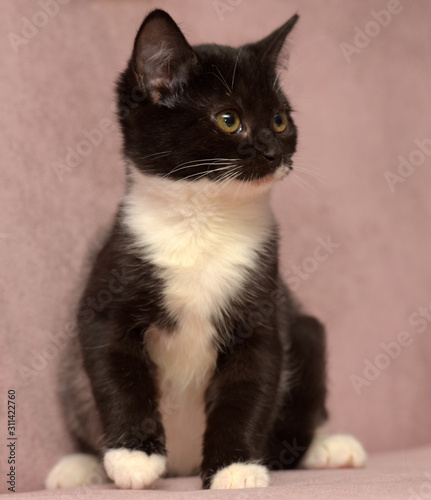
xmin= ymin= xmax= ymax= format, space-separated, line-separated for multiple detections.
xmin=46 ymin=9 xmax=366 ymax=491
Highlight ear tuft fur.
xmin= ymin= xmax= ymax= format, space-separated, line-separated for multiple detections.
xmin=132 ymin=9 xmax=197 ymax=103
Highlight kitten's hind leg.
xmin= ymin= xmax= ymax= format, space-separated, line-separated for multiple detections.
xmin=45 ymin=453 xmax=108 ymax=489
xmin=267 ymin=315 xmax=366 ymax=470
xmin=300 ymin=432 xmax=367 ymax=469
xmin=266 ymin=315 xmax=328 ymax=470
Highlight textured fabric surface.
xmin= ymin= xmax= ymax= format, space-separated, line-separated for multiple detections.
xmin=2 ymin=446 xmax=431 ymax=499
xmin=1 ymin=0 xmax=430 ymax=495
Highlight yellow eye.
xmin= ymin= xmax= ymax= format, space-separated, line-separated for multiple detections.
xmin=272 ymin=111 xmax=288 ymax=133
xmin=215 ymin=110 xmax=242 ymax=134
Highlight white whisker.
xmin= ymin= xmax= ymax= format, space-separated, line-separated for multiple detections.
xmin=166 ymin=159 xmax=237 ymax=177
xmin=231 ymin=47 xmax=242 ymax=90
xmin=291 ymin=173 xmax=318 ymax=196
xmin=234 ymin=178 xmax=246 ymax=200
xmin=294 ymin=166 xmax=328 ymax=185
xmin=211 ymin=65 xmax=231 ymax=95
xmin=134 ymin=150 xmax=173 ymax=161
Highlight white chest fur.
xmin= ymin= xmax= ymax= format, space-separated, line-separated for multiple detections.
xmin=122 ymin=167 xmax=275 ymax=475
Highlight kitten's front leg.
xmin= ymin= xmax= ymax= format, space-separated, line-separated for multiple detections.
xmin=201 ymin=330 xmax=281 ymax=490
xmin=80 ymin=321 xmax=167 ymax=489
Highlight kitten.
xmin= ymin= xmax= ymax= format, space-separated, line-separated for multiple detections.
xmin=46 ymin=9 xmax=366 ymax=491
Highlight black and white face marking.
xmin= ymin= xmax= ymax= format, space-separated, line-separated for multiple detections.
xmin=116 ymin=11 xmax=298 ymax=189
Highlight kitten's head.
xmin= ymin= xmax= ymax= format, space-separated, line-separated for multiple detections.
xmin=117 ymin=9 xmax=298 ymax=190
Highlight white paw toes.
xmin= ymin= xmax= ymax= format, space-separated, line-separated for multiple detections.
xmin=210 ymin=463 xmax=270 ymax=490
xmin=45 ymin=453 xmax=108 ymax=489
xmin=103 ymin=448 xmax=166 ymax=489
xmin=301 ymin=434 xmax=367 ymax=469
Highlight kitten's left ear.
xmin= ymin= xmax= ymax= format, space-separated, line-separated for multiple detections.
xmin=132 ymin=9 xmax=197 ymax=103
xmin=252 ymin=14 xmax=299 ymax=68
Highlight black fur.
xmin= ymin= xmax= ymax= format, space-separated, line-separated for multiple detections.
xmin=64 ymin=9 xmax=328 ymax=489
xmin=116 ymin=10 xmax=298 ymax=182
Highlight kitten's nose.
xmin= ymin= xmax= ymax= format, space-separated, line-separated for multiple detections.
xmin=263 ymin=150 xmax=281 ymax=163
xmin=260 ymin=145 xmax=282 ymax=166
xmin=254 ymin=129 xmax=282 ymax=165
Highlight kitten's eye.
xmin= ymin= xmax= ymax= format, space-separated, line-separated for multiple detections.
xmin=215 ymin=110 xmax=242 ymax=134
xmin=272 ymin=111 xmax=288 ymax=133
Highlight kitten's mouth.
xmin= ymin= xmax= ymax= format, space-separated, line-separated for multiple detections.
xmin=247 ymin=164 xmax=292 ymax=185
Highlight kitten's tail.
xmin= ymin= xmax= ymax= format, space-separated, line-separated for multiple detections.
xmin=45 ymin=453 xmax=109 ymax=489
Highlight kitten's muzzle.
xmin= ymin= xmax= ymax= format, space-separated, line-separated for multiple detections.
xmin=262 ymin=150 xmax=282 ymax=164
xmin=253 ymin=128 xmax=282 ymax=164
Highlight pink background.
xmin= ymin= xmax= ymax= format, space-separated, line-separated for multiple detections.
xmin=1 ymin=0 xmax=431 ymax=493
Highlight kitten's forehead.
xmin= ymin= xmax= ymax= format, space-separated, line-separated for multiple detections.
xmin=192 ymin=44 xmax=286 ymax=109
xmin=195 ymin=44 xmax=272 ymax=82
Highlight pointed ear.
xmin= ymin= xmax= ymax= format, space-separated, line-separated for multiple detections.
xmin=252 ymin=14 xmax=299 ymax=68
xmin=132 ymin=10 xmax=197 ymax=103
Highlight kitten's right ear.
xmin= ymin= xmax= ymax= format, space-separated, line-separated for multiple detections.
xmin=132 ymin=10 xmax=197 ymax=103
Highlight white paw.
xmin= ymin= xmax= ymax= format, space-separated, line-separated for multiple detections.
xmin=103 ymin=448 xmax=166 ymax=489
xmin=210 ymin=463 xmax=269 ymax=490
xmin=301 ymin=434 xmax=367 ymax=469
xmin=45 ymin=453 xmax=108 ymax=489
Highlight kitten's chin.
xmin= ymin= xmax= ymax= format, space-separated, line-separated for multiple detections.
xmin=245 ymin=164 xmax=291 ymax=187
xmin=209 ymin=164 xmax=291 ymax=201
xmin=247 ymin=174 xmax=276 ymax=188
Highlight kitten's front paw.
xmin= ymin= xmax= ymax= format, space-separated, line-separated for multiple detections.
xmin=301 ymin=434 xmax=367 ymax=469
xmin=210 ymin=463 xmax=269 ymax=490
xmin=104 ymin=448 xmax=166 ymax=489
